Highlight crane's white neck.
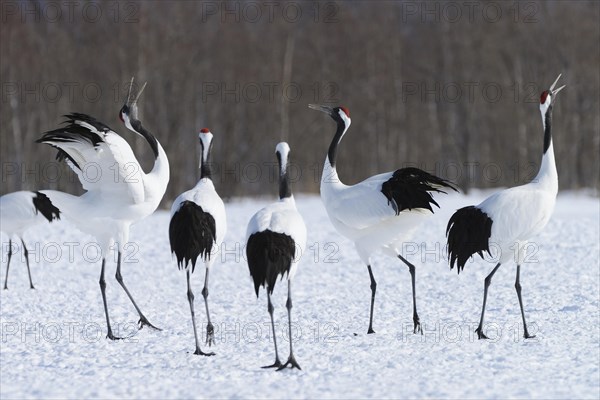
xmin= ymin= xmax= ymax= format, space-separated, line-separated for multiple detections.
xmin=321 ymin=156 xmax=346 ymax=202
xmin=327 ymin=113 xmax=351 ymax=169
xmin=321 ymin=115 xmax=350 ymax=199
xmin=532 ymin=105 xmax=558 ymax=193
xmin=147 ymin=140 xmax=170 ymax=201
xmin=199 ymin=133 xmax=213 ymax=180
xmin=125 ymin=114 xmax=170 ymax=201
xmin=276 ymin=142 xmax=292 ymax=200
xmin=533 ymin=141 xmax=558 ymax=192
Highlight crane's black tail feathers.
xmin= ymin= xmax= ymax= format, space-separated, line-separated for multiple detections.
xmin=246 ymin=230 xmax=296 ymax=297
xmin=381 ymin=167 xmax=458 ymax=215
xmin=36 ymin=113 xmax=113 ymax=170
xmin=169 ymin=201 xmax=216 ymax=272
xmin=32 ymin=191 xmax=61 ymax=222
xmin=446 ymin=206 xmax=493 ymax=273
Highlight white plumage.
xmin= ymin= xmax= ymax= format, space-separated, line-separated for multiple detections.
xmin=245 ymin=142 xmax=306 ymax=370
xmin=170 ymin=180 xmax=227 ymax=245
xmin=169 ymin=128 xmax=226 ymax=356
xmin=246 ymin=198 xmax=306 ymax=282
xmin=321 ymin=170 xmax=433 ymax=260
xmin=1 ymin=191 xmax=61 ymax=289
xmin=446 ymin=74 xmax=565 ymax=339
xmin=310 ymin=104 xmax=456 ymax=334
xmin=479 ymin=187 xmax=556 ymax=264
xmin=36 ymin=79 xmax=170 ymax=340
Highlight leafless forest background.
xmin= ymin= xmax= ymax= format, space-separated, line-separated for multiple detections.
xmin=1 ymin=0 xmax=599 ymax=207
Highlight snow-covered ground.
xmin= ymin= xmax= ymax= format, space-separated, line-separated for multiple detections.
xmin=1 ymin=191 xmax=599 ymax=399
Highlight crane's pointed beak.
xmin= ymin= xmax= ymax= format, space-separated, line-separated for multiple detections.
xmin=308 ymin=104 xmax=334 ymax=115
xmin=549 ymin=74 xmax=562 ymax=91
xmin=125 ymin=76 xmax=135 ymax=104
xmin=132 ymin=82 xmax=147 ymax=105
xmin=547 ymin=74 xmax=565 ymax=105
xmin=549 ymin=74 xmax=565 ymax=95
xmin=551 ymin=84 xmax=566 ymax=96
xmin=124 ymin=77 xmax=147 ymax=107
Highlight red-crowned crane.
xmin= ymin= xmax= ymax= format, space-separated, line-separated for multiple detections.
xmin=446 ymin=74 xmax=565 ymax=339
xmin=1 ymin=191 xmax=61 ymax=289
xmin=246 ymin=142 xmax=307 ymax=370
xmin=309 ymin=104 xmax=457 ymax=335
xmin=169 ymin=128 xmax=226 ymax=356
xmin=36 ymin=78 xmax=170 ymax=340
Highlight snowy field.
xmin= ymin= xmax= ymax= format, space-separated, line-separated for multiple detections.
xmin=1 ymin=191 xmax=599 ymax=399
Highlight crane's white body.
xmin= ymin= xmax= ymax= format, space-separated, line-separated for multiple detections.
xmin=40 ymin=118 xmax=169 ymax=254
xmin=36 ymin=81 xmax=169 ymax=336
xmin=245 ymin=142 xmax=306 ymax=370
xmin=445 ymin=75 xmax=564 ymax=340
xmin=246 ymin=196 xmax=307 ymax=280
xmin=476 ymin=108 xmax=558 ymax=266
xmin=0 ymin=191 xmax=49 ymax=236
xmin=312 ymin=105 xmax=455 ymax=334
xmin=1 ymin=190 xmax=60 ymax=289
xmin=321 ymin=161 xmax=431 ymax=263
xmin=170 ymin=178 xmax=227 ymax=263
xmin=169 ymin=129 xmax=226 ymax=354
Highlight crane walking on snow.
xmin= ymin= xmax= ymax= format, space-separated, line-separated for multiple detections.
xmin=309 ymin=104 xmax=457 ymax=335
xmin=246 ymin=142 xmax=307 ymax=370
xmin=36 ymin=78 xmax=170 ymax=340
xmin=446 ymin=74 xmax=565 ymax=339
xmin=169 ymin=128 xmax=227 ymax=356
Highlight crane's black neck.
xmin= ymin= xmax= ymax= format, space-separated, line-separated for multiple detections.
xmin=328 ymin=119 xmax=346 ymax=168
xmin=543 ymin=105 xmax=553 ymax=154
xmin=131 ymin=119 xmax=159 ymax=159
xmin=277 ymin=152 xmax=291 ymax=199
xmin=200 ymin=141 xmax=213 ymax=180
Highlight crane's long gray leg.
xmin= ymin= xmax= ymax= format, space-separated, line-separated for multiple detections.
xmin=114 ymin=251 xmax=161 ymax=331
xmin=21 ymin=239 xmax=35 ymax=289
xmin=3 ymin=239 xmax=12 ymax=290
xmin=515 ymin=265 xmax=535 ymax=339
xmin=367 ymin=265 xmax=377 ymax=334
xmin=187 ymin=269 xmax=214 ymax=356
xmin=476 ymin=263 xmax=501 ymax=339
xmin=201 ymin=266 xmax=214 ymax=347
xmin=278 ymin=280 xmax=301 ymax=370
xmin=99 ymin=258 xmax=121 ymax=340
xmin=262 ymin=289 xmax=282 ymax=369
xmin=398 ymin=255 xmax=421 ymax=334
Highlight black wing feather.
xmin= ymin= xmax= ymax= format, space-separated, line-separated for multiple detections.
xmin=36 ymin=113 xmax=114 ymax=170
xmin=63 ymin=112 xmax=114 ymax=134
xmin=169 ymin=201 xmax=216 ymax=272
xmin=381 ymin=167 xmax=457 ymax=214
xmin=246 ymin=230 xmax=296 ymax=297
xmin=446 ymin=206 xmax=493 ymax=273
xmin=32 ymin=191 xmax=61 ymax=222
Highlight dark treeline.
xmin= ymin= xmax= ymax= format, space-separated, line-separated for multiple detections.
xmin=1 ymin=0 xmax=598 ymax=207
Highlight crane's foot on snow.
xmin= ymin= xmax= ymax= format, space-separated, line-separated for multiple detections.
xmin=524 ymin=331 xmax=536 ymax=339
xmin=367 ymin=327 xmax=375 ymax=334
xmin=277 ymin=355 xmax=302 ymax=371
xmin=413 ymin=317 xmax=422 ymax=335
xmin=475 ymin=326 xmax=489 ymax=340
xmin=205 ymin=323 xmax=215 ymax=347
xmin=193 ymin=347 xmax=215 ymax=356
xmin=138 ymin=316 xmax=161 ymax=331
xmin=262 ymin=359 xmax=282 ymax=369
xmin=106 ymin=331 xmax=124 ymax=341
